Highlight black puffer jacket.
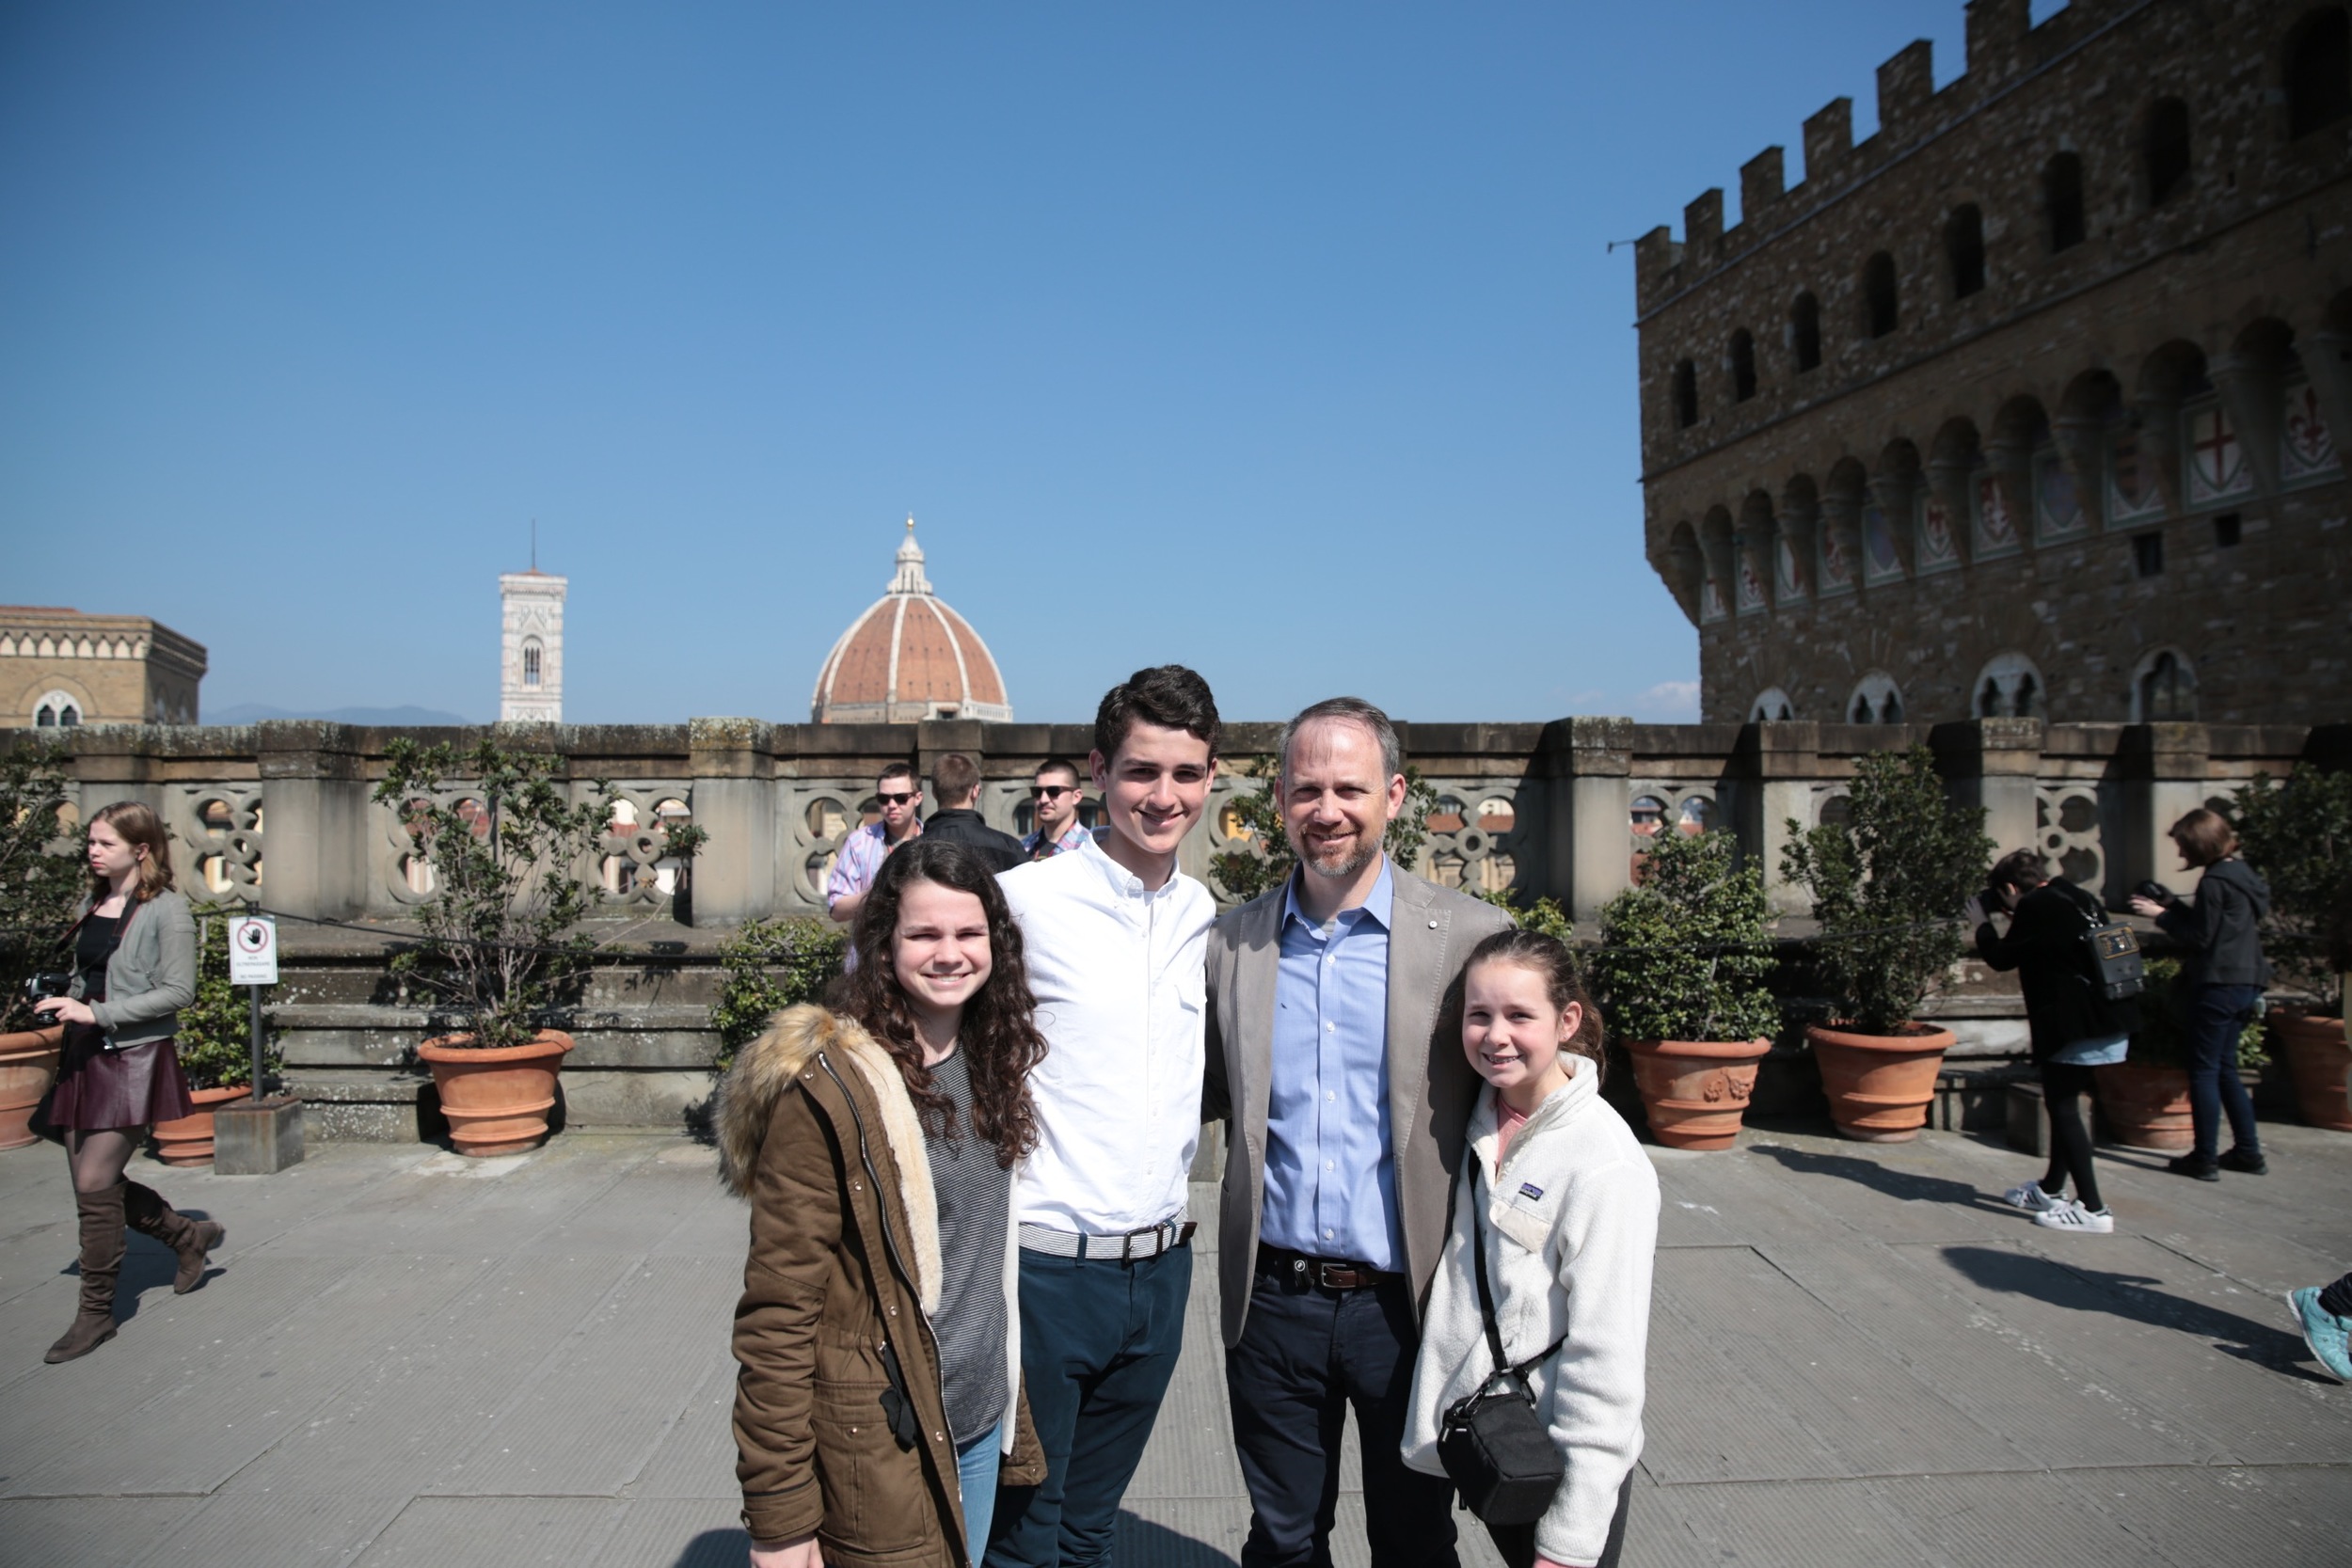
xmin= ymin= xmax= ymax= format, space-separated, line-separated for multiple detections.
xmin=1976 ymin=879 xmax=2138 ymax=1061
xmin=2156 ymin=858 xmax=2271 ymax=987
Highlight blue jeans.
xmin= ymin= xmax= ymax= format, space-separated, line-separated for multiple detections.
xmin=2185 ymin=981 xmax=2264 ymax=1162
xmin=958 ymin=1421 xmax=1003 ymax=1565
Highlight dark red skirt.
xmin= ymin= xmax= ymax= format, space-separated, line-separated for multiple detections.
xmin=48 ymin=1025 xmax=195 ymax=1130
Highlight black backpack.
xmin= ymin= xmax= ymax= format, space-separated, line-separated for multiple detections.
xmin=2051 ymin=879 xmax=2144 ymax=1004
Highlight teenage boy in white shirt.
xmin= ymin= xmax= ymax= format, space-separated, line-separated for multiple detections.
xmin=986 ymin=665 xmax=1220 ymax=1568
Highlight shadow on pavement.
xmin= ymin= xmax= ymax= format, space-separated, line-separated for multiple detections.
xmin=1747 ymin=1143 xmax=2008 ymax=1212
xmin=1941 ymin=1244 xmax=2328 ymax=1381
xmin=1115 ymin=1513 xmax=1241 ymax=1568
xmin=669 ymin=1528 xmax=748 ymax=1567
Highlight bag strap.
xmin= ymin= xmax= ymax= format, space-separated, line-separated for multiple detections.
xmin=1468 ymin=1162 xmax=1569 ymax=1394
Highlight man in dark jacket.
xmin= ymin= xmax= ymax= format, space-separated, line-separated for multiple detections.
xmin=921 ymin=753 xmax=1026 ymax=875
xmin=1974 ymin=849 xmax=2138 ymax=1233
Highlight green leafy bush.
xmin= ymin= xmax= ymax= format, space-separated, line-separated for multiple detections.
xmin=1474 ymin=887 xmax=1576 ymax=944
xmin=2130 ymin=956 xmax=2267 ymax=1071
xmin=1590 ymin=828 xmax=1778 ymax=1044
xmin=0 ymin=740 xmax=84 ymax=1033
xmin=710 ymin=916 xmax=847 ymax=1064
xmin=175 ymin=913 xmax=282 ymax=1091
xmin=1208 ymin=758 xmax=1438 ymax=904
xmin=1780 ymin=745 xmax=1993 ymax=1036
xmin=2229 ymin=767 xmax=2352 ymax=1013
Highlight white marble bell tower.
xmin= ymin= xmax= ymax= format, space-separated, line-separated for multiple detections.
xmin=499 ymin=569 xmax=566 ymax=722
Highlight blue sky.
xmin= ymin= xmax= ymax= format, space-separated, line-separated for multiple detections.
xmin=1 ymin=2 xmax=1979 ymax=726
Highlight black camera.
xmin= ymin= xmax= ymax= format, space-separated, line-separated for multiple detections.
xmin=2133 ymin=879 xmax=2173 ymax=906
xmin=24 ymin=972 xmax=70 ymax=1004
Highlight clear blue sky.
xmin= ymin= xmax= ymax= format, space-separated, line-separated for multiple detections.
xmin=1 ymin=1 xmax=1979 ymax=726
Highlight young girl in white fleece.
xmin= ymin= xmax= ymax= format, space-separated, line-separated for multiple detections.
xmin=1402 ymin=928 xmax=1661 ymax=1568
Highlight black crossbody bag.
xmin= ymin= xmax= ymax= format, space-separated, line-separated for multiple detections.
xmin=1437 ymin=1164 xmax=1567 ymax=1526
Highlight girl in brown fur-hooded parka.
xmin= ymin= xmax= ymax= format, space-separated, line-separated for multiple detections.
xmin=719 ymin=838 xmax=1048 ymax=1568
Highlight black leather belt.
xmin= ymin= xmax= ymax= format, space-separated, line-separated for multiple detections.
xmin=1256 ymin=1243 xmax=1389 ymax=1291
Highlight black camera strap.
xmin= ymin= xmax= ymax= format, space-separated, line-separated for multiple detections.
xmin=1467 ymin=1165 xmax=1568 ymax=1402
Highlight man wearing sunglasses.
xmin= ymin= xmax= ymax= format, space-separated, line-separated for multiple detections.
xmin=825 ymin=760 xmax=923 ymax=927
xmin=1022 ymin=759 xmax=1092 ymax=860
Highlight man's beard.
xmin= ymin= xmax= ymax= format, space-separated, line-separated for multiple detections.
xmin=1300 ymin=833 xmax=1380 ymax=881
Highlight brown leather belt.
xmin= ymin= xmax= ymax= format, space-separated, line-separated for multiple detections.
xmin=1256 ymin=1243 xmax=1388 ymax=1291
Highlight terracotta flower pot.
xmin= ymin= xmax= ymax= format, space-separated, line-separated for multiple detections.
xmin=417 ymin=1030 xmax=575 ymax=1157
xmin=2093 ymin=1062 xmax=2194 ymax=1151
xmin=1626 ymin=1037 xmax=1772 ymax=1150
xmin=1805 ymin=1022 xmax=1955 ymax=1143
xmin=0 ymin=1025 xmax=65 ymax=1151
xmin=2267 ymin=1008 xmax=2351 ymax=1132
xmin=151 ymin=1084 xmax=252 ymax=1166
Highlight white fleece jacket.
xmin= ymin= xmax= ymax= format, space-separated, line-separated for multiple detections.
xmin=1401 ymin=1064 xmax=1660 ymax=1567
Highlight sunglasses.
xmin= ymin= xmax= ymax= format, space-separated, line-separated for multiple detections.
xmin=1030 ymin=785 xmax=1078 ymax=800
xmin=877 ymin=792 xmax=917 ymax=807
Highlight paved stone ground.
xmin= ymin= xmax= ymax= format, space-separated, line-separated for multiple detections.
xmin=2 ymin=1114 xmax=2348 ymax=1568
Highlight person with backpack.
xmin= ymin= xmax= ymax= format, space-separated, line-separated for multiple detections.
xmin=1972 ymin=849 xmax=2140 ymax=1234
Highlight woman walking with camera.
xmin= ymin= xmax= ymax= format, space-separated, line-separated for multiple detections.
xmin=32 ymin=801 xmax=225 ymax=1363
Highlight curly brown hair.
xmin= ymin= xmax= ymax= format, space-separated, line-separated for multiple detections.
xmin=839 ymin=837 xmax=1048 ymax=1167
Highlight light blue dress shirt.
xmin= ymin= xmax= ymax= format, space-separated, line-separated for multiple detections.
xmin=1259 ymin=858 xmax=1399 ymax=1270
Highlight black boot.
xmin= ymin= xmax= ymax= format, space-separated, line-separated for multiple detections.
xmin=124 ymin=1180 xmax=225 ymax=1293
xmin=46 ymin=1183 xmax=125 ymax=1363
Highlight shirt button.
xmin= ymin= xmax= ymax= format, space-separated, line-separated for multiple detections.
xmin=1326 ymin=1091 xmax=1336 ymax=1101
xmin=1325 ymin=1160 xmax=1335 ymax=1171
xmin=1324 ymin=1228 xmax=1335 ymax=1239
xmin=1326 ymin=1022 xmax=1335 ymax=1033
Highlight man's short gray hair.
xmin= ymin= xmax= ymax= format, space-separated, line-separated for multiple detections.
xmin=1278 ymin=697 xmax=1404 ymax=784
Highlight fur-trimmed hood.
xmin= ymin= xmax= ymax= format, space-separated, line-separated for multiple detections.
xmin=713 ymin=1003 xmax=942 ymax=1315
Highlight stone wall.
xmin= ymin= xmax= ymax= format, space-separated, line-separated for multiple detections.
xmin=1633 ymin=0 xmax=2352 ymax=727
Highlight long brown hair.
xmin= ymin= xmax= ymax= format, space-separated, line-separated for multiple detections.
xmin=1449 ymin=927 xmax=1608 ymax=1085
xmin=840 ymin=837 xmax=1047 ymax=1168
xmin=87 ymin=800 xmax=175 ymax=904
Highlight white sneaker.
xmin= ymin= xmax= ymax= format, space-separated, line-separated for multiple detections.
xmin=2003 ymin=1180 xmax=2062 ymax=1212
xmin=2035 ymin=1200 xmax=2114 ymax=1233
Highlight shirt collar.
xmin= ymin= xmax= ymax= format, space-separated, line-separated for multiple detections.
xmin=1282 ymin=854 xmax=1394 ymax=934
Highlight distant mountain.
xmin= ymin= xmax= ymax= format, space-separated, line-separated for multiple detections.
xmin=204 ymin=704 xmax=478 ymax=728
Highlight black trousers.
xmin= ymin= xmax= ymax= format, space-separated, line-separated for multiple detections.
xmin=1225 ymin=1261 xmax=1459 ymax=1568
xmin=1484 ymin=1471 xmax=1632 ymax=1568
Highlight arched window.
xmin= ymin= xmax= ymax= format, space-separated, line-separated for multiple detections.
xmin=1672 ymin=359 xmax=1698 ymax=428
xmin=1848 ymin=673 xmax=1904 ymax=724
xmin=1790 ymin=292 xmax=1821 ymax=372
xmin=2042 ymin=152 xmax=2087 ymax=251
xmin=1946 ymin=204 xmax=1986 ymax=298
xmin=2134 ymin=649 xmax=2198 ymax=721
xmin=1862 ymin=252 xmax=1899 ymax=338
xmin=522 ymin=638 xmax=544 ymax=687
xmin=1749 ymin=687 xmax=1796 ymax=722
xmin=2144 ymin=97 xmax=2192 ymax=206
xmin=32 ymin=690 xmax=82 ymax=728
xmin=1974 ymin=653 xmax=2045 ymax=718
xmin=1729 ymin=329 xmax=1757 ymax=403
xmin=2288 ymin=8 xmax=2352 ymax=137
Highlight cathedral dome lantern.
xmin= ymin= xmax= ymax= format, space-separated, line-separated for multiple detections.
xmin=812 ymin=519 xmax=1012 ymax=724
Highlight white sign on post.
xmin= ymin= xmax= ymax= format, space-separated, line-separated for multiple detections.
xmin=229 ymin=914 xmax=279 ymax=986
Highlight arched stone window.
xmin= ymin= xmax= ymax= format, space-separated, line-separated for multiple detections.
xmin=522 ymin=638 xmax=544 ymax=688
xmin=2133 ymin=648 xmax=2199 ymax=721
xmin=1673 ymin=359 xmax=1698 ymax=428
xmin=1946 ymin=204 xmax=1986 ymax=298
xmin=1790 ymin=292 xmax=1821 ymax=372
xmin=1749 ymin=687 xmax=1796 ymax=722
xmin=1973 ymin=652 xmax=2045 ymax=718
xmin=1729 ymin=329 xmax=1757 ymax=403
xmin=1847 ymin=672 xmax=1905 ymax=725
xmin=33 ymin=690 xmax=81 ymax=728
xmin=2144 ymin=97 xmax=2193 ymax=206
xmin=1862 ymin=252 xmax=1899 ymax=339
xmin=2042 ymin=152 xmax=2086 ymax=252
xmin=2287 ymin=8 xmax=2352 ymax=137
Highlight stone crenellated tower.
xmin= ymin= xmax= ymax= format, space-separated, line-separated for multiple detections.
xmin=500 ymin=569 xmax=566 ymax=722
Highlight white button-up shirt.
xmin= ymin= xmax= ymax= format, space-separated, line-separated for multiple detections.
xmin=998 ymin=834 xmax=1215 ymax=1235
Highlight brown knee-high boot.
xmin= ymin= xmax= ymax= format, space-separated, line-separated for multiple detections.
xmin=46 ymin=1183 xmax=126 ymax=1363
xmin=124 ymin=1180 xmax=226 ymax=1294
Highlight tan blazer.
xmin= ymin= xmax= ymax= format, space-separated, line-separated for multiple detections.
xmin=1201 ymin=865 xmax=1515 ymax=1349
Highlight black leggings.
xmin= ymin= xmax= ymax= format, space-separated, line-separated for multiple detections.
xmin=2039 ymin=1061 xmax=2104 ymax=1212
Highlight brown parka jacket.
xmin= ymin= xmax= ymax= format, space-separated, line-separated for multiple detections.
xmin=718 ymin=1005 xmax=1044 ymax=1564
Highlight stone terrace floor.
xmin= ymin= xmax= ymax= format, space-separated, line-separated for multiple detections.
xmin=2 ymin=1116 xmax=2348 ymax=1568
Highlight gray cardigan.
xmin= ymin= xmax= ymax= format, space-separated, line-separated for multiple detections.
xmin=68 ymin=887 xmax=198 ymax=1049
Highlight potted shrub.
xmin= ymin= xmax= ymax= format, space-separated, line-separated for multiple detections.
xmin=1590 ymin=828 xmax=1779 ymax=1150
xmin=709 ymin=915 xmax=847 ymax=1069
xmin=0 ymin=739 xmax=82 ymax=1149
xmin=1781 ymin=745 xmax=1993 ymax=1141
xmin=150 ymin=913 xmax=280 ymax=1165
xmin=2231 ymin=767 xmax=2352 ymax=1132
xmin=2094 ymin=957 xmax=2269 ymax=1151
xmin=374 ymin=738 xmax=646 ymax=1158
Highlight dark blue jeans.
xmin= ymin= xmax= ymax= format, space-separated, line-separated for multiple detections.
xmin=986 ymin=1244 xmax=1191 ymax=1568
xmin=1224 ymin=1261 xmax=1459 ymax=1568
xmin=2185 ymin=981 xmax=2264 ymax=1162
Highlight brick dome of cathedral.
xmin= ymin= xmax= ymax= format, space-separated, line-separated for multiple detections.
xmin=812 ymin=520 xmax=1012 ymax=724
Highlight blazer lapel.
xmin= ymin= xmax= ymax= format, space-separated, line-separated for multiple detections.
xmin=1385 ymin=872 xmax=1448 ymax=1174
xmin=1232 ymin=892 xmax=1284 ymax=1210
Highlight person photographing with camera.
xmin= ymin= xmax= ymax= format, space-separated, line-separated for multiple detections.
xmin=31 ymin=801 xmax=225 ymax=1363
xmin=1970 ymin=850 xmax=2140 ymax=1234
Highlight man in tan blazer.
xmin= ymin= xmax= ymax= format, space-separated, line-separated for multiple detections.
xmin=1202 ymin=697 xmax=1515 ymax=1568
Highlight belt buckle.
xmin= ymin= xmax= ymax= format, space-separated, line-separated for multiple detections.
xmin=1119 ymin=1223 xmax=1166 ymax=1262
xmin=1315 ymin=1261 xmax=1350 ymax=1290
